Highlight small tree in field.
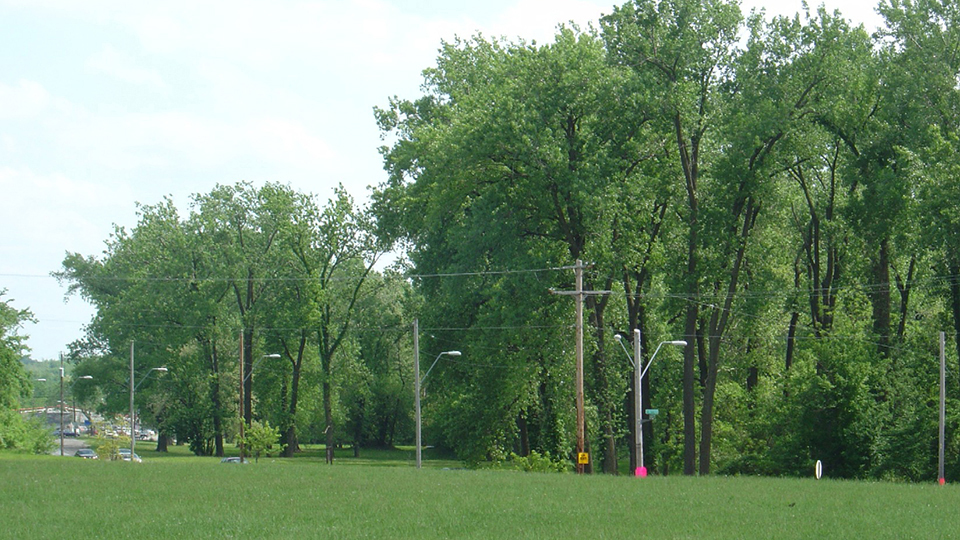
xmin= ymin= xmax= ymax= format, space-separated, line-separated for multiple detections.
xmin=244 ymin=420 xmax=280 ymax=463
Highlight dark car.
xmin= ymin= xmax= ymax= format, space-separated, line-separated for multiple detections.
xmin=75 ymin=448 xmax=98 ymax=459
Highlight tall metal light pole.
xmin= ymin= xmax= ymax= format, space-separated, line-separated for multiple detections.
xmin=939 ymin=331 xmax=946 ymax=485
xmin=615 ymin=330 xmax=686 ymax=477
xmin=414 ymin=335 xmax=460 ymax=468
xmin=129 ymin=341 xmax=167 ymax=460
xmin=239 ymin=353 xmax=281 ymax=463
xmin=59 ymin=353 xmax=64 ymax=456
xmin=70 ymin=375 xmax=93 ymax=432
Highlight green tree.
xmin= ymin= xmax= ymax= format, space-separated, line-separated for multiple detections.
xmin=243 ymin=419 xmax=281 ymax=462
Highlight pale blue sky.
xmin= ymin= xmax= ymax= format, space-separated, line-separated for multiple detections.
xmin=1 ymin=0 xmax=881 ymax=360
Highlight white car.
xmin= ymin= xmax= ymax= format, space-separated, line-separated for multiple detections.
xmin=117 ymin=448 xmax=142 ymax=462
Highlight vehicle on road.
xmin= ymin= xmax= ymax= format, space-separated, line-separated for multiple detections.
xmin=220 ymin=457 xmax=251 ymax=464
xmin=75 ymin=448 xmax=97 ymax=459
xmin=118 ymin=448 xmax=142 ymax=462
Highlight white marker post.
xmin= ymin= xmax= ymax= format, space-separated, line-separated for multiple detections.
xmin=815 ymin=460 xmax=822 ymax=480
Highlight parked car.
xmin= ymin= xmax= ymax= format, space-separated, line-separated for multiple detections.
xmin=75 ymin=448 xmax=98 ymax=459
xmin=220 ymin=457 xmax=251 ymax=464
xmin=118 ymin=448 xmax=142 ymax=462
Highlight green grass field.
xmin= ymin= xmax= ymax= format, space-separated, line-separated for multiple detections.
xmin=3 ymin=449 xmax=958 ymax=539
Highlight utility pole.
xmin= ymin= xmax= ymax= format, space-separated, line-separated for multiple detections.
xmin=551 ymin=260 xmax=609 ymax=473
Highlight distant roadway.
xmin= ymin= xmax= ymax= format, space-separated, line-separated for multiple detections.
xmin=50 ymin=436 xmax=87 ymax=457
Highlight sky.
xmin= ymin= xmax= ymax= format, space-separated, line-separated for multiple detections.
xmin=1 ymin=0 xmax=883 ymax=361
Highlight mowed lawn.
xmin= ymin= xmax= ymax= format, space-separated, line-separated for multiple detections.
xmin=3 ymin=451 xmax=958 ymax=539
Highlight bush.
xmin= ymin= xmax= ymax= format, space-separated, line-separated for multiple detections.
xmin=0 ymin=410 xmax=54 ymax=454
xmin=484 ymin=451 xmax=570 ymax=473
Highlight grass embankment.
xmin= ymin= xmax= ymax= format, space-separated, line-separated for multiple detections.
xmin=3 ymin=451 xmax=958 ymax=539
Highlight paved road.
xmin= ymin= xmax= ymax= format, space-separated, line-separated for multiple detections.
xmin=50 ymin=436 xmax=87 ymax=457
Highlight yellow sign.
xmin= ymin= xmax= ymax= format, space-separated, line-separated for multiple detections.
xmin=577 ymin=452 xmax=589 ymax=465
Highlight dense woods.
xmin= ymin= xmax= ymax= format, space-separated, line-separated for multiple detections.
xmin=34 ymin=0 xmax=960 ymax=480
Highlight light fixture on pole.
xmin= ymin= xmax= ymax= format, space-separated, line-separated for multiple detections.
xmin=240 ymin=353 xmax=281 ymax=464
xmin=615 ymin=330 xmax=686 ymax=477
xmin=130 ymin=341 xmax=167 ymax=463
xmin=58 ymin=355 xmax=64 ymax=456
xmin=69 ymin=375 xmax=93 ymax=433
xmin=415 ymin=349 xmax=460 ymax=469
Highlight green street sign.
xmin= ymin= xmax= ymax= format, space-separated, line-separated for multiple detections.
xmin=645 ymin=409 xmax=659 ymax=417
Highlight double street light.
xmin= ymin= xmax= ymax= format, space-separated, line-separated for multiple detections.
xmin=615 ymin=329 xmax=686 ymax=477
xmin=129 ymin=367 xmax=167 ymax=459
xmin=240 ymin=353 xmax=281 ymax=463
xmin=414 ymin=349 xmax=461 ymax=469
xmin=53 ymin=357 xmax=94 ymax=457
xmin=129 ymin=341 xmax=168 ymax=460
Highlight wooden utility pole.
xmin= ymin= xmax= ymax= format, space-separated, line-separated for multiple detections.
xmin=552 ymin=260 xmax=610 ymax=473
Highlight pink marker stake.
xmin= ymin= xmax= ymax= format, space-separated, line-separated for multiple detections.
xmin=635 ymin=466 xmax=647 ymax=478
xmin=939 ymin=477 xmax=946 ymax=486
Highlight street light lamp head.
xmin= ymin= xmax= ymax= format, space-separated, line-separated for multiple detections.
xmin=79 ymin=375 xmax=94 ymax=380
xmin=36 ymin=378 xmax=46 ymax=382
xmin=155 ymin=367 xmax=168 ymax=373
xmin=668 ymin=341 xmax=688 ymax=346
xmin=444 ymin=351 xmax=462 ymax=357
xmin=614 ymin=334 xmax=623 ymax=342
xmin=263 ymin=353 xmax=282 ymax=359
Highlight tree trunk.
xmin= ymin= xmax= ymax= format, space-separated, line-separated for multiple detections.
xmin=950 ymin=260 xmax=960 ymax=389
xmin=243 ymin=327 xmax=254 ymax=425
xmin=589 ymin=293 xmax=618 ymax=475
xmin=207 ymin=339 xmax=224 ymax=457
xmin=894 ymin=255 xmax=916 ymax=342
xmin=323 ymin=378 xmax=334 ymax=464
xmin=156 ymin=434 xmax=170 ymax=452
xmin=281 ymin=335 xmax=305 ymax=458
xmin=211 ymin=375 xmax=224 ymax=457
xmin=682 ymin=301 xmax=699 ymax=475
xmin=870 ymin=238 xmax=892 ymax=356
xmin=517 ymin=412 xmax=530 ymax=457
xmin=700 ymin=196 xmax=757 ymax=476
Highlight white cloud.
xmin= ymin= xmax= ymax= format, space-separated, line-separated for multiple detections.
xmin=249 ymin=117 xmax=337 ymax=169
xmin=86 ymin=45 xmax=167 ymax=88
xmin=490 ymin=0 xmax=609 ymax=41
xmin=0 ymin=167 xmax=133 ymax=261
xmin=0 ymin=79 xmax=50 ymax=118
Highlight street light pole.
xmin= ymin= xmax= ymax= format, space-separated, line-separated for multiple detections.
xmin=415 ymin=343 xmax=461 ymax=468
xmin=615 ymin=331 xmax=686 ymax=477
xmin=130 ymin=341 xmax=135 ymax=460
xmin=59 ymin=353 xmax=64 ymax=457
xmin=239 ymin=353 xmax=281 ymax=463
xmin=633 ymin=329 xmax=642 ymax=476
xmin=70 ymin=375 xmax=93 ymax=433
xmin=129 ymin=340 xmax=167 ymax=461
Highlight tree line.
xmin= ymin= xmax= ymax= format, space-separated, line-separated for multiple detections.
xmin=12 ymin=0 xmax=960 ymax=480
xmin=373 ymin=0 xmax=960 ymax=479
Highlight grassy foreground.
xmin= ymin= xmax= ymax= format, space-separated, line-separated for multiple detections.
xmin=3 ymin=453 xmax=959 ymax=539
